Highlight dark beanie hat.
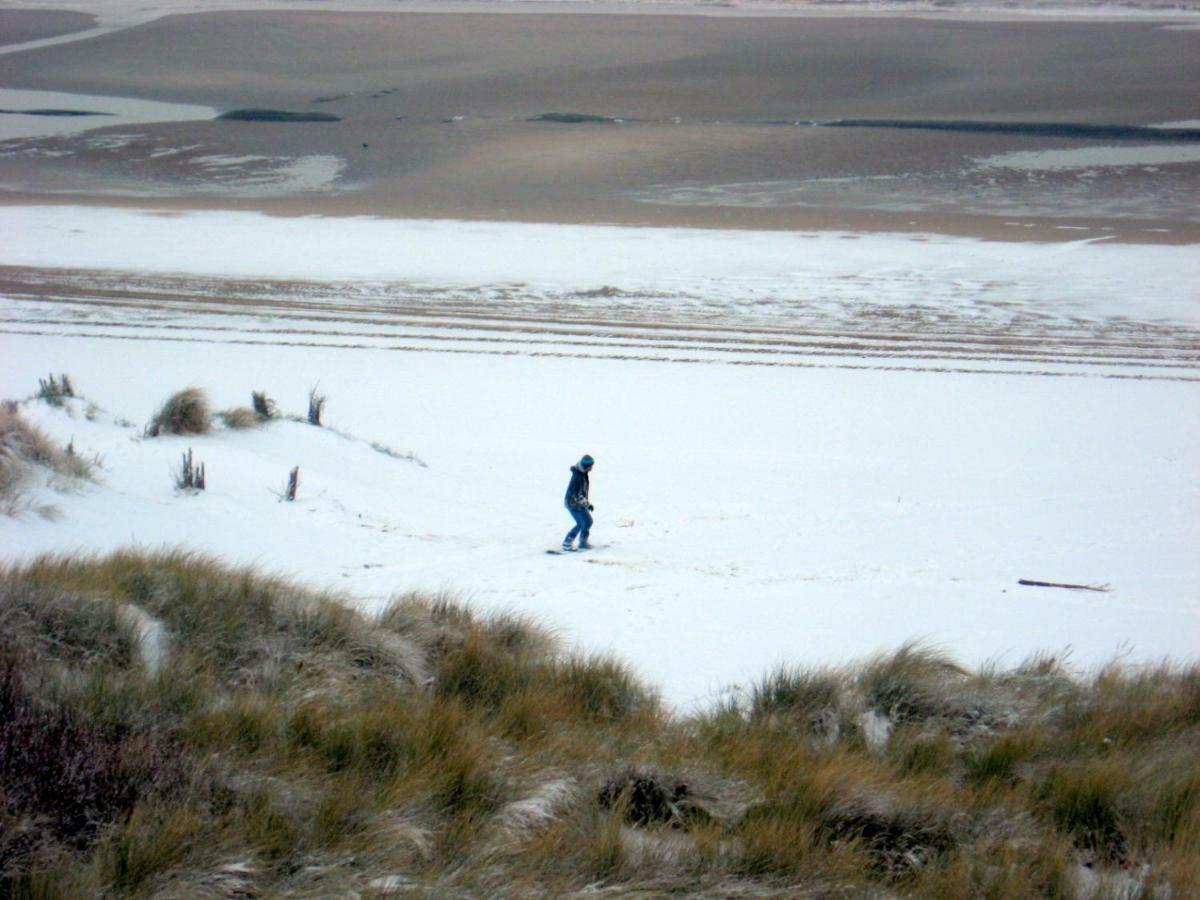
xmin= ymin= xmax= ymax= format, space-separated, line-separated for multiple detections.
xmin=580 ymin=454 xmax=594 ymax=468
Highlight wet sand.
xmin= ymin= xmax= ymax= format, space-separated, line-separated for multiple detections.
xmin=1 ymin=9 xmax=1198 ymax=241
xmin=0 ymin=9 xmax=96 ymax=45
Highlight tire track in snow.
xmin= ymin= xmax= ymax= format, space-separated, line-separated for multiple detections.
xmin=1 ymin=265 xmax=1197 ymax=382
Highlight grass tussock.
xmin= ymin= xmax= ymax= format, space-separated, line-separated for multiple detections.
xmin=307 ymin=385 xmax=326 ymax=426
xmin=1 ymin=555 xmax=1197 ymax=898
xmin=0 ymin=401 xmax=96 ymax=518
xmin=146 ymin=387 xmax=211 ymax=437
xmin=175 ymin=448 xmax=206 ymax=491
xmin=36 ymin=373 xmax=74 ymax=408
xmin=218 ymin=391 xmax=282 ymax=430
xmin=250 ymin=391 xmax=277 ymax=421
xmin=217 ymin=406 xmax=259 ymax=430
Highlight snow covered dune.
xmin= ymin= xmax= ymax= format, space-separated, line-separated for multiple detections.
xmin=1 ymin=207 xmax=1197 ymax=709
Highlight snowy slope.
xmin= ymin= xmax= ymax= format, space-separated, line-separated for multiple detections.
xmin=2 ymin=207 xmax=1198 ymax=710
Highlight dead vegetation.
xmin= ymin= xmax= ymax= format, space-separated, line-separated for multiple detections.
xmin=221 ymin=391 xmax=281 ymax=430
xmin=35 ymin=373 xmax=75 ymax=408
xmin=175 ymin=448 xmax=206 ymax=492
xmin=0 ymin=555 xmax=1196 ymax=898
xmin=146 ymin=387 xmax=212 ymax=438
xmin=250 ymin=391 xmax=277 ymax=422
xmin=0 ymin=401 xmax=97 ymax=518
xmin=217 ymin=406 xmax=258 ymax=430
xmin=307 ymin=385 xmax=326 ymax=426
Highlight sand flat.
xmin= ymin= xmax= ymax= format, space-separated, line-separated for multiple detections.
xmin=0 ymin=9 xmax=1197 ymax=240
xmin=0 ymin=9 xmax=96 ymax=46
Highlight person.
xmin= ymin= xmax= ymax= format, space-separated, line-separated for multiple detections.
xmin=562 ymin=454 xmax=595 ymax=551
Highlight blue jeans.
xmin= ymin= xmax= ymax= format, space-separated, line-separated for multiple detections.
xmin=564 ymin=506 xmax=592 ymax=546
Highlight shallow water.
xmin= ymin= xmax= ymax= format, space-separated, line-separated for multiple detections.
xmin=976 ymin=145 xmax=1200 ymax=170
xmin=0 ymin=88 xmax=213 ymax=141
xmin=822 ymin=119 xmax=1200 ymax=141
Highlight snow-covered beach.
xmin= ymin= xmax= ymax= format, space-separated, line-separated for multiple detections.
xmin=2 ymin=0 xmax=1198 ymax=710
xmin=3 ymin=207 xmax=1197 ymax=710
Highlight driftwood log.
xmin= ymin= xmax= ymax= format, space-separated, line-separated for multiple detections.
xmin=1018 ymin=579 xmax=1109 ymax=593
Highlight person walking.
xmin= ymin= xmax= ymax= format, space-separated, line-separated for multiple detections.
xmin=562 ymin=454 xmax=595 ymax=551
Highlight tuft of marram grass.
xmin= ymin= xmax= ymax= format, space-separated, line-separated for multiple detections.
xmin=250 ymin=391 xmax=277 ymax=421
xmin=2 ymin=551 xmax=1199 ymax=898
xmin=307 ymin=385 xmax=326 ymax=426
xmin=749 ymin=664 xmax=842 ymax=738
xmin=0 ymin=401 xmax=97 ymax=517
xmin=858 ymin=639 xmax=968 ymax=723
xmin=147 ymin=387 xmax=212 ymax=437
xmin=36 ymin=373 xmax=74 ymax=407
xmin=1 ymin=402 xmax=70 ymax=472
xmin=217 ymin=407 xmax=259 ymax=430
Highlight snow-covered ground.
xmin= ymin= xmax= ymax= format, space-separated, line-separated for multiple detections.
xmin=2 ymin=207 xmax=1198 ymax=710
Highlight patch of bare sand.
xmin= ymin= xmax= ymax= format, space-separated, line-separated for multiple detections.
xmin=0 ymin=9 xmax=96 ymax=47
xmin=6 ymin=0 xmax=1200 ymax=29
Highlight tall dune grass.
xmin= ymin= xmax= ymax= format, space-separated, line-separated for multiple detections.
xmin=1 ymin=551 xmax=1197 ymax=897
xmin=0 ymin=402 xmax=96 ymax=518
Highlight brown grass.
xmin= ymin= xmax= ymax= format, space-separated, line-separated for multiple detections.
xmin=0 ymin=401 xmax=96 ymax=517
xmin=217 ymin=406 xmax=259 ymax=430
xmin=1 ymin=551 xmax=1197 ymax=898
xmin=146 ymin=387 xmax=212 ymax=437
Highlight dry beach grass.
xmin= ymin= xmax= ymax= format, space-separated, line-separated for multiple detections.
xmin=2 ymin=551 xmax=1197 ymax=897
xmin=0 ymin=401 xmax=96 ymax=519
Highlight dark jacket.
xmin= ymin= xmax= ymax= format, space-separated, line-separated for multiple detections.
xmin=564 ymin=464 xmax=590 ymax=510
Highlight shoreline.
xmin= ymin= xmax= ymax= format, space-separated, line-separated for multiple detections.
xmin=2 ymin=192 xmax=1197 ymax=247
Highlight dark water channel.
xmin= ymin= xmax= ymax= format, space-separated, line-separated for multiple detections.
xmin=527 ymin=113 xmax=1200 ymax=142
xmin=820 ymin=120 xmax=1200 ymax=141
